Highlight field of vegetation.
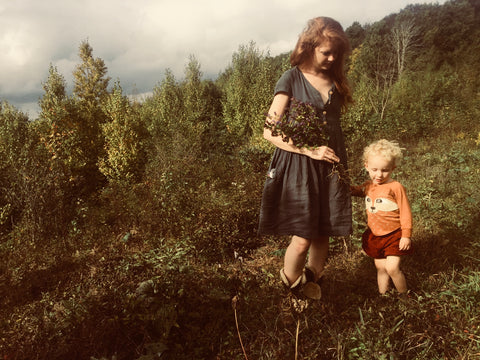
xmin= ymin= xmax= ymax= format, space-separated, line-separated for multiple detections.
xmin=1 ymin=0 xmax=479 ymax=359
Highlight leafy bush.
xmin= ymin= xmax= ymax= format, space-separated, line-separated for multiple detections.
xmin=399 ymin=136 xmax=480 ymax=236
xmin=189 ymin=177 xmax=263 ymax=262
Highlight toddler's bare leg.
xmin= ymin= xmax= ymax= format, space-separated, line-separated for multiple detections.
xmin=374 ymin=258 xmax=390 ymax=294
xmin=385 ymin=255 xmax=407 ymax=293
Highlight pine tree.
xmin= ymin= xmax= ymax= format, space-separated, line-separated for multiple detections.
xmin=73 ymin=41 xmax=110 ymax=106
xmin=72 ymin=40 xmax=111 ymax=193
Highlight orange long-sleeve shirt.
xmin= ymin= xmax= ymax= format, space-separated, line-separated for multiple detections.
xmin=351 ymin=180 xmax=412 ymax=238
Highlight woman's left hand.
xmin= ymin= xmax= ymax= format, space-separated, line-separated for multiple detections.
xmin=308 ymin=146 xmax=339 ymax=163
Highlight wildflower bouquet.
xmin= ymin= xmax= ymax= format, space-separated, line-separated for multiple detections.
xmin=264 ymin=97 xmax=329 ymax=149
xmin=264 ymin=97 xmax=350 ymax=184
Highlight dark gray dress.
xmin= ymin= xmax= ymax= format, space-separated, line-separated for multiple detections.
xmin=258 ymin=67 xmax=352 ymax=239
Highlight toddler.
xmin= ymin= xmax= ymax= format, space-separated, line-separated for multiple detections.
xmin=351 ymin=139 xmax=413 ymax=294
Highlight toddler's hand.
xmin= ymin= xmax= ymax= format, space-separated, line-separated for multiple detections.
xmin=399 ymin=237 xmax=411 ymax=251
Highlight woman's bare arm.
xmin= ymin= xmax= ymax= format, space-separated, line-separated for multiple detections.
xmin=263 ymin=93 xmax=339 ymax=163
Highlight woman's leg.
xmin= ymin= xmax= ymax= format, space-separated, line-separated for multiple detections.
xmin=385 ymin=256 xmax=407 ymax=293
xmin=306 ymin=236 xmax=329 ymax=281
xmin=374 ymin=258 xmax=390 ymax=294
xmin=283 ymin=235 xmax=311 ymax=284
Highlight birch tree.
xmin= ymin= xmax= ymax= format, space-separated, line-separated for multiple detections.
xmin=391 ymin=19 xmax=418 ymax=78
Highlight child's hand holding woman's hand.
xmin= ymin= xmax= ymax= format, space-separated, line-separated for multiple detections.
xmin=399 ymin=237 xmax=411 ymax=251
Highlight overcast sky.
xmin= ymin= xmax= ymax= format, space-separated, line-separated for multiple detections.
xmin=1 ymin=0 xmax=446 ymax=118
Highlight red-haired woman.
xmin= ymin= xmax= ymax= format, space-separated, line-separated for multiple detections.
xmin=259 ymin=17 xmax=353 ymax=299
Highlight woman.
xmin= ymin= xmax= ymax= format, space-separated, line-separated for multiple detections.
xmin=258 ymin=17 xmax=353 ymax=299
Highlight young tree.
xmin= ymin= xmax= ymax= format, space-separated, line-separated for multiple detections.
xmin=0 ymin=101 xmax=66 ymax=241
xmin=181 ymin=55 xmax=205 ymax=158
xmin=38 ymin=65 xmax=83 ymax=173
xmin=0 ymin=102 xmax=30 ymax=234
xmin=346 ymin=21 xmax=366 ymax=51
xmin=144 ymin=69 xmax=183 ymax=143
xmin=99 ymin=81 xmax=147 ymax=184
xmin=183 ymin=55 xmax=203 ymax=123
xmin=181 ymin=55 xmax=227 ymax=157
xmin=72 ymin=40 xmax=111 ymax=193
xmin=198 ymin=79 xmax=227 ymax=154
xmin=73 ymin=41 xmax=110 ymax=106
xmin=222 ymin=41 xmax=266 ymax=145
xmin=36 ymin=66 xmax=82 ymax=235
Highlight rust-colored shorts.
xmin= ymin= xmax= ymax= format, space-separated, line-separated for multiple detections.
xmin=362 ymin=228 xmax=413 ymax=259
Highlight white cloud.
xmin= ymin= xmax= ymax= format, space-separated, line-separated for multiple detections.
xmin=0 ymin=0 xmax=447 ymax=118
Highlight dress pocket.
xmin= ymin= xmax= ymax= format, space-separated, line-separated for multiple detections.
xmin=265 ymin=148 xmax=288 ymax=182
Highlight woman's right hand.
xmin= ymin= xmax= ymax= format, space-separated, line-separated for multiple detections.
xmin=308 ymin=146 xmax=339 ymax=163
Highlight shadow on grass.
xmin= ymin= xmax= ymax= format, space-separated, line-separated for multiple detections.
xmin=0 ymin=257 xmax=84 ymax=309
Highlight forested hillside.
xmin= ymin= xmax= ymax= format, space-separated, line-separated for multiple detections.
xmin=1 ymin=0 xmax=479 ymax=359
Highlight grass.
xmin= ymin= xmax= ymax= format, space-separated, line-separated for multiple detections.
xmin=1 ymin=227 xmax=479 ymax=359
xmin=1 ymin=132 xmax=479 ymax=359
xmin=216 ymin=232 xmax=480 ymax=360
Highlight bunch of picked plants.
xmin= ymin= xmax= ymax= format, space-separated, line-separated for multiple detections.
xmin=264 ymin=97 xmax=350 ymax=184
xmin=265 ymin=97 xmax=329 ymax=149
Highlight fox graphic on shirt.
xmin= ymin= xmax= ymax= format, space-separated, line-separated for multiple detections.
xmin=351 ymin=180 xmax=412 ymax=238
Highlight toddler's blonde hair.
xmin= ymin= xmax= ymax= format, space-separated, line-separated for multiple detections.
xmin=363 ymin=139 xmax=404 ymax=167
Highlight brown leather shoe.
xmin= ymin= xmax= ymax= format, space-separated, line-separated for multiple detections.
xmin=279 ymin=268 xmax=306 ymax=290
xmin=280 ymin=268 xmax=321 ymax=300
xmin=303 ymin=267 xmax=322 ymax=300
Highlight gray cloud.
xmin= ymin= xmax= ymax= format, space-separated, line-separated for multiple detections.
xmin=0 ymin=0 xmax=446 ymax=118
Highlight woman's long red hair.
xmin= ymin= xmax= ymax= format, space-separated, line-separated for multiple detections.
xmin=290 ymin=17 xmax=353 ymax=106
